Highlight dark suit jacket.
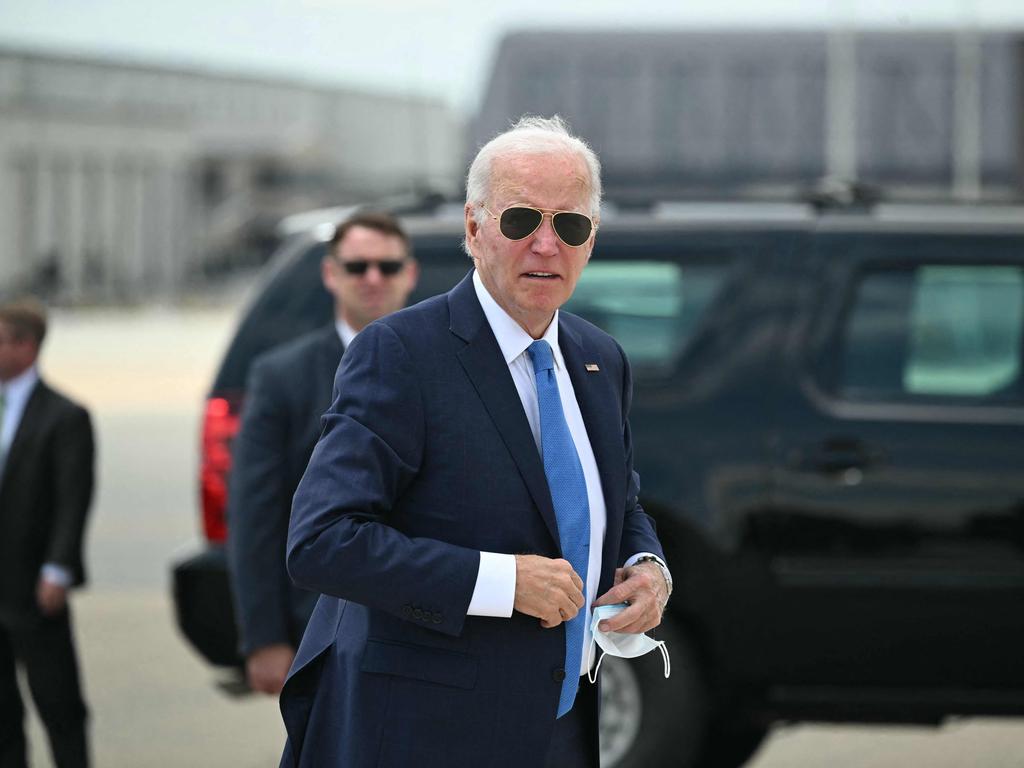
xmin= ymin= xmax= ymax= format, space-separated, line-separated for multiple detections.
xmin=279 ymin=273 xmax=663 ymax=767
xmin=0 ymin=379 xmax=94 ymax=626
xmin=227 ymin=325 xmax=344 ymax=655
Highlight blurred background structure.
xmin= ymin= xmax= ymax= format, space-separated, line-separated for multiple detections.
xmin=476 ymin=30 xmax=1024 ymax=204
xmin=2 ymin=0 xmax=1024 ymax=305
xmin=0 ymin=47 xmax=461 ymax=303
xmin=1 ymin=22 xmax=1023 ymax=303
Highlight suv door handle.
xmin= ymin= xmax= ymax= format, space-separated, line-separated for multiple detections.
xmin=787 ymin=439 xmax=883 ymax=474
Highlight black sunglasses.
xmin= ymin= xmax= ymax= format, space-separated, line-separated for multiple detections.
xmin=483 ymin=205 xmax=597 ymax=248
xmin=338 ymin=259 xmax=407 ymax=277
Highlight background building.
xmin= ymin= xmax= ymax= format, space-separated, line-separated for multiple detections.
xmin=474 ymin=30 xmax=1024 ymax=204
xmin=0 ymin=47 xmax=462 ymax=302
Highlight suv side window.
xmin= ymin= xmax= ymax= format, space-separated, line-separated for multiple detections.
xmin=564 ymin=260 xmax=730 ymax=377
xmin=839 ymin=264 xmax=1024 ymax=401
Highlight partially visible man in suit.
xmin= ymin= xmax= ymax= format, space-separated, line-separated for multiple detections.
xmin=0 ymin=299 xmax=95 ymax=768
xmin=227 ymin=211 xmax=418 ymax=695
xmin=279 ymin=116 xmax=671 ymax=767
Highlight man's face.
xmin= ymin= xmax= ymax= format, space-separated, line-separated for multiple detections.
xmin=0 ymin=322 xmax=37 ymax=382
xmin=322 ymin=225 xmax=419 ymax=331
xmin=465 ymin=151 xmax=596 ymax=339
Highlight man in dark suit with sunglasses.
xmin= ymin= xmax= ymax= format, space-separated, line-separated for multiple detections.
xmin=279 ymin=116 xmax=670 ymax=767
xmin=0 ymin=298 xmax=94 ymax=768
xmin=227 ymin=211 xmax=418 ymax=695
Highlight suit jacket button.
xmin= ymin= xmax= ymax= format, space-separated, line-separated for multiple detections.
xmin=432 ymin=613 xmax=442 ymax=624
xmin=413 ymin=608 xmax=424 ymax=620
xmin=552 ymin=668 xmax=566 ymax=683
xmin=402 ymin=605 xmax=413 ymax=618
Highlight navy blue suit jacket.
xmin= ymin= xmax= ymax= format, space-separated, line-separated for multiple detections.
xmin=227 ymin=326 xmax=343 ymax=654
xmin=280 ymin=272 xmax=663 ymax=767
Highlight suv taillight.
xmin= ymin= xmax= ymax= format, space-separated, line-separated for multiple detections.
xmin=200 ymin=396 xmax=241 ymax=543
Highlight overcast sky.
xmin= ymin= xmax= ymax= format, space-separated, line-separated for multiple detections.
xmin=2 ymin=0 xmax=1024 ymax=115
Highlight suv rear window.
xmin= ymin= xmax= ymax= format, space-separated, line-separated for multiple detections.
xmin=839 ymin=264 xmax=1024 ymax=401
xmin=564 ymin=259 xmax=730 ymax=377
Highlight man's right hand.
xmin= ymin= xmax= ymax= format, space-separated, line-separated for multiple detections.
xmin=513 ymin=555 xmax=585 ymax=629
xmin=246 ymin=643 xmax=296 ymax=695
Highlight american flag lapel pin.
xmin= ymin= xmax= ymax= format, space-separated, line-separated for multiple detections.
xmin=585 ymin=363 xmax=600 ymax=372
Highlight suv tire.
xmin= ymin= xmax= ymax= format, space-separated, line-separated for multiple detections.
xmin=599 ymin=615 xmax=767 ymax=768
xmin=599 ymin=616 xmax=706 ymax=767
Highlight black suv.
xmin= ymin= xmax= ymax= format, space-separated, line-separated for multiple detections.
xmin=173 ymin=200 xmax=1024 ymax=768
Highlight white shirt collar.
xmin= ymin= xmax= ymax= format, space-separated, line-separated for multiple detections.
xmin=2 ymin=364 xmax=39 ymax=406
xmin=472 ymin=270 xmax=564 ymax=371
xmin=335 ymin=319 xmax=358 ymax=348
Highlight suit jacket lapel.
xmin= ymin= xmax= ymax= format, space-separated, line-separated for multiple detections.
xmin=560 ymin=320 xmax=626 ymax=589
xmin=315 ymin=325 xmax=345 ymax=409
xmin=448 ymin=273 xmax=561 ymax=549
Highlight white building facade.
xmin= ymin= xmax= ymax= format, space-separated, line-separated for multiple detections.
xmin=0 ymin=48 xmax=462 ymax=301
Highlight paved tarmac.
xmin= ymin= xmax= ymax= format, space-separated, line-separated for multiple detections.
xmin=17 ymin=305 xmax=1024 ymax=767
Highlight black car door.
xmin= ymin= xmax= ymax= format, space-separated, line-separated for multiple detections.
xmin=768 ymin=228 xmax=1024 ymax=694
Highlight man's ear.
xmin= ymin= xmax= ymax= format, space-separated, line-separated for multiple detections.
xmin=464 ymin=204 xmax=479 ymax=251
xmin=406 ymin=259 xmax=421 ymax=290
xmin=321 ymin=256 xmax=337 ymax=291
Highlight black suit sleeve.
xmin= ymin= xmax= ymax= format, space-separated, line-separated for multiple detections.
xmin=45 ymin=404 xmax=95 ymax=584
xmin=227 ymin=358 xmax=297 ymax=655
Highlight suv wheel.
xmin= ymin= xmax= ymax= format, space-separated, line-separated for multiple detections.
xmin=598 ymin=617 xmax=706 ymax=767
xmin=598 ymin=616 xmax=767 ymax=768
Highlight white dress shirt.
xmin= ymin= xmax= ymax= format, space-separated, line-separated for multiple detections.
xmin=335 ymin=318 xmax=358 ymax=349
xmin=0 ymin=364 xmax=72 ymax=588
xmin=0 ymin=364 xmax=38 ymax=465
xmin=466 ymin=272 xmax=665 ymax=675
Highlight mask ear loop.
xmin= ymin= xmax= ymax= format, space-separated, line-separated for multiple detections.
xmin=587 ymin=636 xmax=605 ymax=685
xmin=657 ymin=641 xmax=671 ymax=679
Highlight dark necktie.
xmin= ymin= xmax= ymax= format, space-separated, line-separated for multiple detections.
xmin=527 ymin=339 xmax=590 ymax=718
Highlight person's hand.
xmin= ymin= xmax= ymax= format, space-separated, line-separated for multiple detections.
xmin=246 ymin=644 xmax=296 ymax=695
xmin=36 ymin=579 xmax=68 ymax=616
xmin=592 ymin=561 xmax=668 ymax=634
xmin=513 ymin=555 xmax=585 ymax=629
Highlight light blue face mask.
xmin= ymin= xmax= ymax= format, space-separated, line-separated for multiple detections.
xmin=587 ymin=603 xmax=671 ymax=684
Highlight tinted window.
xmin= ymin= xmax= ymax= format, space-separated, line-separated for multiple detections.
xmin=564 ymin=260 xmax=730 ymax=376
xmin=839 ymin=265 xmax=1024 ymax=401
xmin=212 ymin=240 xmax=333 ymax=393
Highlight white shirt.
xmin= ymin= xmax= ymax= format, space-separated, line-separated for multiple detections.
xmin=335 ymin=318 xmax=358 ymax=349
xmin=0 ymin=364 xmax=72 ymax=588
xmin=1 ymin=364 xmax=39 ymax=470
xmin=467 ymin=272 xmax=663 ymax=675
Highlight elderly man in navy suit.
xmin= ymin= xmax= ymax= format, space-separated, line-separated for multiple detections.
xmin=280 ymin=115 xmax=671 ymax=767
xmin=227 ymin=211 xmax=418 ymax=695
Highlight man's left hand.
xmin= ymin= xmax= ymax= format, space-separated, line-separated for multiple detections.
xmin=36 ymin=579 xmax=68 ymax=616
xmin=592 ymin=562 xmax=668 ymax=634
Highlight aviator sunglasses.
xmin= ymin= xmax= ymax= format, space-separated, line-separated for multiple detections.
xmin=483 ymin=205 xmax=597 ymax=248
xmin=337 ymin=258 xmax=407 ymax=277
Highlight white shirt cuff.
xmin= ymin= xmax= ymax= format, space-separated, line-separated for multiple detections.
xmin=41 ymin=563 xmax=73 ymax=588
xmin=467 ymin=552 xmax=516 ymax=617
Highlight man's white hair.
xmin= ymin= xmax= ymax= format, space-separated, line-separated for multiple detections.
xmin=463 ymin=115 xmax=602 ymax=256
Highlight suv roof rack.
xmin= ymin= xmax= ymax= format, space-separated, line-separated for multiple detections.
xmin=803 ymin=178 xmax=883 ymax=212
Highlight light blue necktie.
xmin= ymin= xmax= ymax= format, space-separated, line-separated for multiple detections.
xmin=527 ymin=339 xmax=590 ymax=718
